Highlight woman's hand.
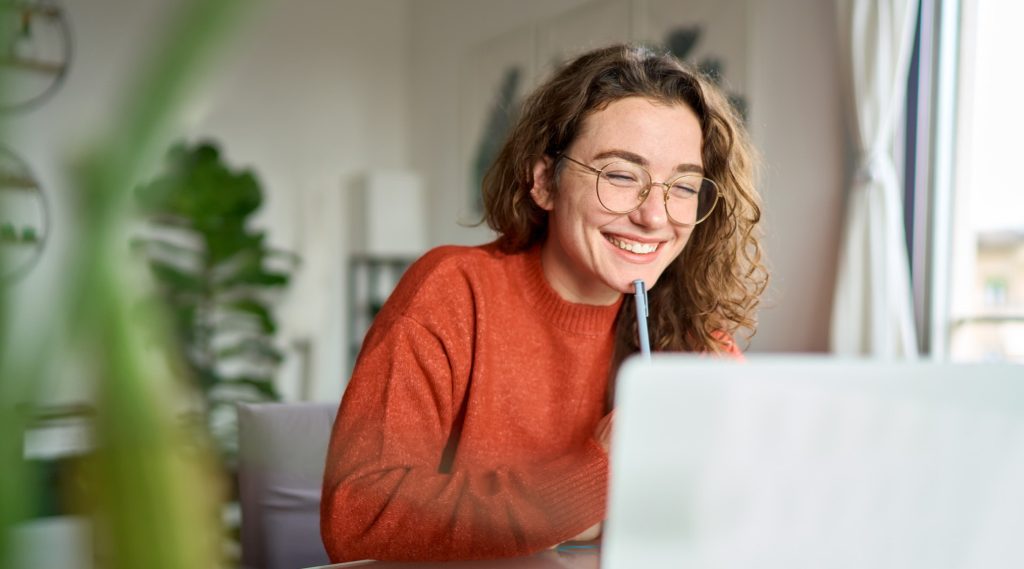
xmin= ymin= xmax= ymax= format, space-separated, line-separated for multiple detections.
xmin=594 ymin=411 xmax=614 ymax=454
xmin=567 ymin=521 xmax=602 ymax=542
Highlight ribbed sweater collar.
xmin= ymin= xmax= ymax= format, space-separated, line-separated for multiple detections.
xmin=513 ymin=245 xmax=623 ymax=336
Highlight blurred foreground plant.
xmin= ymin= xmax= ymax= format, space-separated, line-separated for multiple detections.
xmin=1 ymin=1 xmax=256 ymax=568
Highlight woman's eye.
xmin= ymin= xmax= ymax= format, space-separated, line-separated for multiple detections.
xmin=671 ymin=182 xmax=699 ymax=196
xmin=605 ymin=171 xmax=639 ymax=183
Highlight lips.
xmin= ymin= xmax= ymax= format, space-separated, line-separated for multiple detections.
xmin=604 ymin=233 xmax=661 ymax=255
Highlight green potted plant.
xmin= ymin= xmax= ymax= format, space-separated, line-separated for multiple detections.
xmin=134 ymin=141 xmax=296 ymax=463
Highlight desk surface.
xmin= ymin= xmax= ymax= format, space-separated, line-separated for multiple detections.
xmin=307 ymin=546 xmax=601 ymax=569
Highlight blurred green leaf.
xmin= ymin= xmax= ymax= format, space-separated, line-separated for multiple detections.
xmin=221 ymin=267 xmax=289 ymax=288
xmin=2 ymin=1 xmax=263 ymax=568
xmin=220 ymin=376 xmax=278 ymax=400
xmin=132 ymin=236 xmax=204 ymax=261
xmin=223 ymin=298 xmax=274 ymax=334
xmin=216 ymin=338 xmax=284 ymax=365
xmin=148 ymin=259 xmax=203 ymax=293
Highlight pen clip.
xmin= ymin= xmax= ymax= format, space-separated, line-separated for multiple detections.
xmin=632 ymin=279 xmax=652 ymax=361
xmin=633 ymin=279 xmax=648 ymax=317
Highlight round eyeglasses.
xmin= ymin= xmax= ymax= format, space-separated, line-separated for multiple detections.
xmin=560 ymin=155 xmax=720 ymax=226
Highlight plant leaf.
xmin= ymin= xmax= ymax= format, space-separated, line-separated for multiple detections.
xmin=215 ymin=338 xmax=283 ymax=364
xmin=218 ymin=376 xmax=279 ymax=401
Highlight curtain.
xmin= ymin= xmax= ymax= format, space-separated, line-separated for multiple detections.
xmin=830 ymin=0 xmax=920 ymax=358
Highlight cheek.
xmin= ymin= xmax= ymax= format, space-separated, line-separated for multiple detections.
xmin=561 ymin=193 xmax=617 ymax=231
xmin=673 ymin=227 xmax=694 ymax=248
xmin=662 ymin=229 xmax=694 ymax=265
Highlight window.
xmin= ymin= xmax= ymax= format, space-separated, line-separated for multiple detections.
xmin=934 ymin=0 xmax=1024 ymax=363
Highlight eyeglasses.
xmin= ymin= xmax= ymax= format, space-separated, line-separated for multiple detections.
xmin=559 ymin=154 xmax=720 ymax=227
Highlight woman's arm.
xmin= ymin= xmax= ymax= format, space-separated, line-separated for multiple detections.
xmin=320 ymin=315 xmax=608 ymax=562
xmin=563 ymin=411 xmax=614 ymax=543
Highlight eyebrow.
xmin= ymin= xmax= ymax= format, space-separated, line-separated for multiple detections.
xmin=591 ymin=149 xmax=704 ymax=175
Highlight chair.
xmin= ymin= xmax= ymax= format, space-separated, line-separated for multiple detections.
xmin=237 ymin=402 xmax=338 ymax=569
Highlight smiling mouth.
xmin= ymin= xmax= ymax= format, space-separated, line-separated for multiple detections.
xmin=605 ymin=234 xmax=660 ymax=254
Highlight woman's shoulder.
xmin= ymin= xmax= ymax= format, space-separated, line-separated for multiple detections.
xmin=382 ymin=242 xmax=518 ymax=318
xmin=401 ymin=242 xmax=510 ymax=286
xmin=407 ymin=242 xmax=504 ymax=272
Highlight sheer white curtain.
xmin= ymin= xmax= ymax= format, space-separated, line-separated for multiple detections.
xmin=830 ymin=0 xmax=920 ymax=357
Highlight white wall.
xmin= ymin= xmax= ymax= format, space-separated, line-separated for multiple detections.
xmin=409 ymin=0 xmax=601 ymax=248
xmin=407 ymin=0 xmax=845 ymax=353
xmin=746 ymin=0 xmax=844 ymax=352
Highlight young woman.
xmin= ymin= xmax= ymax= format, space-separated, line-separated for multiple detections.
xmin=321 ymin=44 xmax=767 ymax=562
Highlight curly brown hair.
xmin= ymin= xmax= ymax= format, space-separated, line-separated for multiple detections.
xmin=482 ymin=44 xmax=767 ymax=364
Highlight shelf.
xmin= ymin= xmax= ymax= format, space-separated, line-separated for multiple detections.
xmin=347 ymin=255 xmax=415 ymax=370
xmin=0 ymin=3 xmax=62 ymax=18
xmin=0 ymin=56 xmax=65 ymax=75
xmin=0 ymin=174 xmax=41 ymax=190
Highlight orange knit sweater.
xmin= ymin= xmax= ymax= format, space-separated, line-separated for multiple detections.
xmin=320 ymin=243 xmax=738 ymax=562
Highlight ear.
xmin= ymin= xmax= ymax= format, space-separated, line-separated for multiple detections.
xmin=529 ymin=156 xmax=555 ymax=211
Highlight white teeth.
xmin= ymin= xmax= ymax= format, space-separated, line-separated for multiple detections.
xmin=606 ymin=235 xmax=658 ymax=254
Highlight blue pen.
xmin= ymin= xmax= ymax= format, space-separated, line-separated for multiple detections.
xmin=632 ymin=279 xmax=651 ymax=361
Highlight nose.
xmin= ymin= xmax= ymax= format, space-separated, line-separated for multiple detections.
xmin=629 ymin=184 xmax=669 ymax=228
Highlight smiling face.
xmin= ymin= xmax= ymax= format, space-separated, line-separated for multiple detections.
xmin=531 ymin=96 xmax=704 ymax=305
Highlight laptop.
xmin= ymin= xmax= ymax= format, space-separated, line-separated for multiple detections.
xmin=603 ymin=356 xmax=1024 ymax=569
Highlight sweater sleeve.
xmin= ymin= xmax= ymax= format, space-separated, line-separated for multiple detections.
xmin=320 ymin=315 xmax=608 ymax=562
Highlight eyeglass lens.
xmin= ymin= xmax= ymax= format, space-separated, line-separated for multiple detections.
xmin=595 ymin=161 xmax=718 ymax=225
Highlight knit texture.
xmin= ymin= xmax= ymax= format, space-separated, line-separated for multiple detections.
xmin=320 ymin=243 xmax=739 ymax=562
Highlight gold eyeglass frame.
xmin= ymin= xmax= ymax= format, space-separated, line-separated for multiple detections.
xmin=559 ymin=154 xmax=720 ymax=226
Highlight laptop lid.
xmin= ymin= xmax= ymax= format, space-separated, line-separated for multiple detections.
xmin=603 ymin=356 xmax=1024 ymax=569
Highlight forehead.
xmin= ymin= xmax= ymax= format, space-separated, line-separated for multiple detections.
xmin=571 ymin=96 xmax=703 ymax=166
